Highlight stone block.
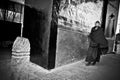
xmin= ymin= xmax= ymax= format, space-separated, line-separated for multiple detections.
xmin=11 ymin=37 xmax=30 ymax=64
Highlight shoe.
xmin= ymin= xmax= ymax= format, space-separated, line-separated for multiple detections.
xmin=86 ymin=62 xmax=91 ymax=66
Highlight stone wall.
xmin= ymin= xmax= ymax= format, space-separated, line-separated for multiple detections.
xmin=55 ymin=0 xmax=103 ymax=68
xmin=55 ymin=27 xmax=89 ymax=67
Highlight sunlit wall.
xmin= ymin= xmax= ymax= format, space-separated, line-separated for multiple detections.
xmin=58 ymin=0 xmax=103 ymax=33
xmin=116 ymin=3 xmax=120 ymax=34
xmin=56 ymin=0 xmax=104 ymax=67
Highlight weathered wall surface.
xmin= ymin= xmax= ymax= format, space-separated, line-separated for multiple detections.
xmin=55 ymin=0 xmax=103 ymax=67
xmin=55 ymin=27 xmax=89 ymax=67
xmin=58 ymin=0 xmax=103 ymax=33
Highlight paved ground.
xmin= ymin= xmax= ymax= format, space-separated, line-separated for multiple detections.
xmin=0 ymin=48 xmax=120 ymax=80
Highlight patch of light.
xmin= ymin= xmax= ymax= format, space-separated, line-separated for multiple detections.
xmin=49 ymin=59 xmax=85 ymax=73
xmin=0 ymin=8 xmax=21 ymax=23
xmin=10 ymin=0 xmax=25 ymax=4
xmin=59 ymin=0 xmax=103 ymax=33
xmin=116 ymin=4 xmax=120 ymax=34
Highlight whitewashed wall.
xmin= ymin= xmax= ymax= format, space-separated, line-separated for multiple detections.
xmin=116 ymin=3 xmax=120 ymax=34
xmin=58 ymin=0 xmax=103 ymax=33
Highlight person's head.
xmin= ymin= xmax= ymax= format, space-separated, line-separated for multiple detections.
xmin=95 ymin=21 xmax=101 ymax=27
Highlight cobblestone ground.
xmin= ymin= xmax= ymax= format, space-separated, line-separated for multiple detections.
xmin=0 ymin=49 xmax=120 ymax=80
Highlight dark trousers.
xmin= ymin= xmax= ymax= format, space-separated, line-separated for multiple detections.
xmin=85 ymin=46 xmax=101 ymax=63
xmin=85 ymin=46 xmax=108 ymax=63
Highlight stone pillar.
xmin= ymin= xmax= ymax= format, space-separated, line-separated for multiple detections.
xmin=10 ymin=37 xmax=30 ymax=80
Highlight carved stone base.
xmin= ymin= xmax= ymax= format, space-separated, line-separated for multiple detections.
xmin=10 ymin=37 xmax=31 ymax=80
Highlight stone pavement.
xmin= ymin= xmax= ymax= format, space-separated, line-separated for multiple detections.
xmin=0 ymin=53 xmax=120 ymax=80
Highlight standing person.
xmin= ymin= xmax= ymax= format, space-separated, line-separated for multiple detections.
xmin=85 ymin=21 xmax=108 ymax=66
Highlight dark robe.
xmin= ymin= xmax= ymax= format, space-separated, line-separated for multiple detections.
xmin=86 ymin=26 xmax=108 ymax=62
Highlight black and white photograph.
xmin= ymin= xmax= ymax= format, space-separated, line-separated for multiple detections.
xmin=0 ymin=0 xmax=120 ymax=80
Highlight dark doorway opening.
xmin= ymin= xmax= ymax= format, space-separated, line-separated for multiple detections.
xmin=0 ymin=20 xmax=21 ymax=60
xmin=0 ymin=20 xmax=21 ymax=48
